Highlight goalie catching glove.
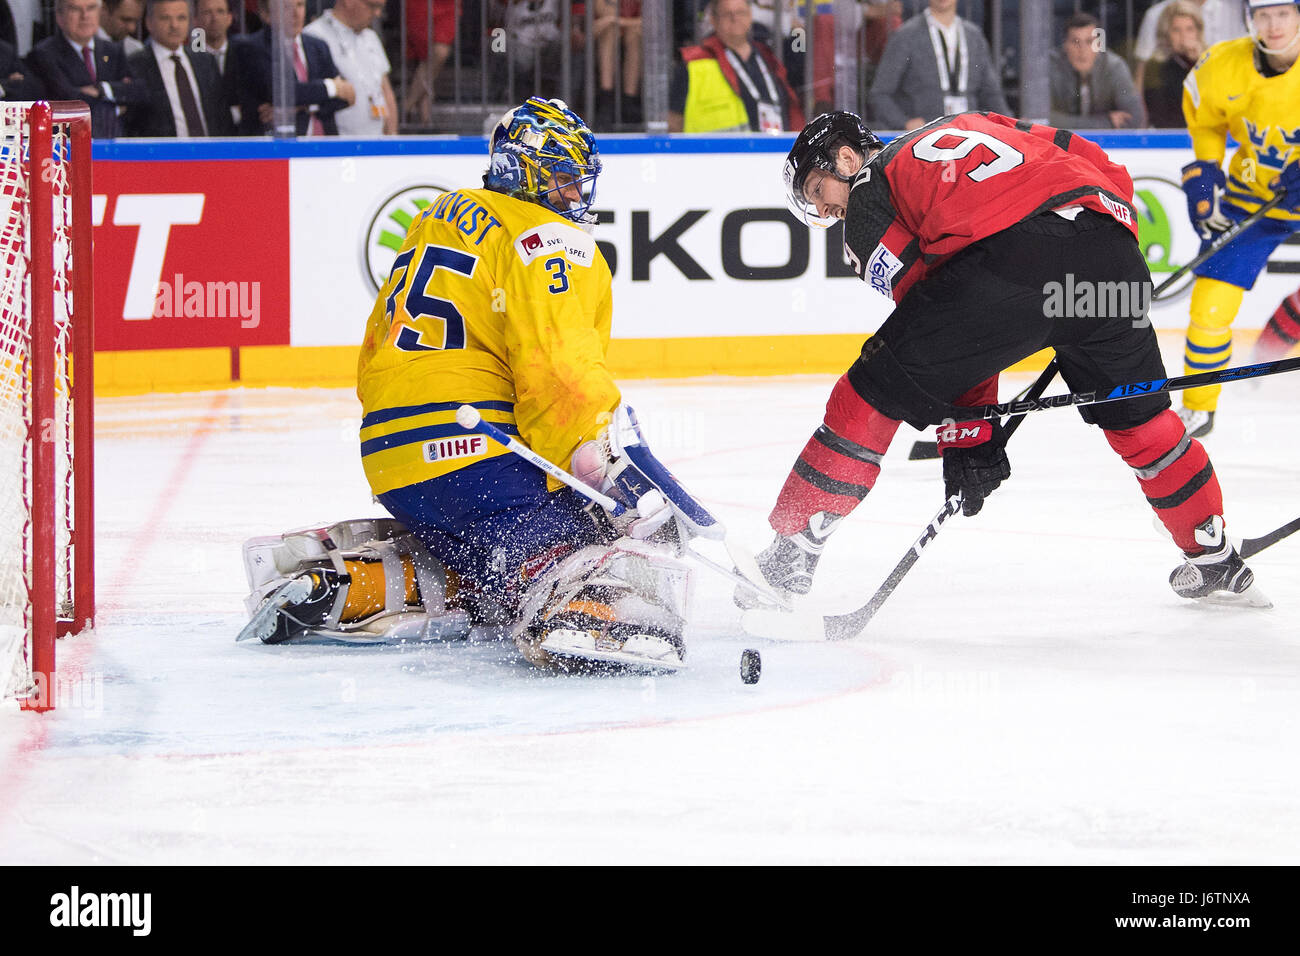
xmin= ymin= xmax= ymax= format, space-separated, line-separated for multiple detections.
xmin=571 ymin=403 xmax=724 ymax=542
xmin=938 ymin=418 xmax=1010 ymax=517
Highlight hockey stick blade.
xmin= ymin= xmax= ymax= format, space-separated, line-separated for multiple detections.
xmin=1239 ymin=516 xmax=1300 ymax=560
xmin=741 ymin=606 xmax=833 ymax=642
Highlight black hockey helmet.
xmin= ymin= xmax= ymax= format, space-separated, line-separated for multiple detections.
xmin=784 ymin=111 xmax=884 ymax=228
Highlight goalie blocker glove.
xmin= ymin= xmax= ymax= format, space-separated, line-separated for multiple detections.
xmin=571 ymin=404 xmax=724 ymax=542
xmin=938 ymin=418 xmax=1010 ymax=517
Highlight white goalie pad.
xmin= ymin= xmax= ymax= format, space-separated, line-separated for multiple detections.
xmin=240 ymin=518 xmax=469 ymax=641
xmin=511 ymin=538 xmax=694 ymax=670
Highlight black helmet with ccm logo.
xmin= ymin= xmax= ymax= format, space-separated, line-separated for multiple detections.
xmin=783 ymin=111 xmax=883 ymax=228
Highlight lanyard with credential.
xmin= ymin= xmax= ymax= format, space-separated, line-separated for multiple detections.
xmin=725 ymin=47 xmax=781 ymax=105
xmin=931 ymin=25 xmax=968 ymax=94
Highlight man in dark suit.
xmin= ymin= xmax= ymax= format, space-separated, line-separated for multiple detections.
xmin=123 ymin=0 xmax=233 ymax=136
xmin=1 ymin=37 xmax=45 ymax=100
xmin=231 ymin=0 xmax=354 ymax=135
xmin=26 ymin=0 xmax=147 ymax=137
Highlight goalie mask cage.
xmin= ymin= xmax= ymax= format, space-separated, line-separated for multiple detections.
xmin=0 ymin=102 xmax=94 ymax=713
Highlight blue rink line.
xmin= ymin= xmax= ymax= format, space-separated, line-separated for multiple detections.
xmin=91 ymin=129 xmax=1194 ymax=162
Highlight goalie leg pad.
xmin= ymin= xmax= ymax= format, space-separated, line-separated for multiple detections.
xmin=239 ymin=519 xmax=465 ymax=642
xmin=1104 ymin=409 xmax=1224 ymax=554
xmin=512 ymin=539 xmax=692 ymax=672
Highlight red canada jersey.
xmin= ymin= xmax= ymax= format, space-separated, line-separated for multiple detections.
xmin=843 ymin=112 xmax=1138 ymax=303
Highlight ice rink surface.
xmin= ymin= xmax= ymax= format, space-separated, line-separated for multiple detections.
xmin=3 ymin=353 xmax=1299 ymax=865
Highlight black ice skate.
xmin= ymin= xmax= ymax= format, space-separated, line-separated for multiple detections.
xmin=237 ymin=568 xmax=342 ymax=644
xmin=1169 ymin=516 xmax=1270 ymax=608
xmin=747 ymin=512 xmax=843 ymax=601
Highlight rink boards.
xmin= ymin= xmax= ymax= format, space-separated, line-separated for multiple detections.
xmin=88 ymin=133 xmax=1300 ymax=393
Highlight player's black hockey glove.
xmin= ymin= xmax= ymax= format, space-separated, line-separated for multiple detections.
xmin=938 ymin=418 xmax=1010 ymax=517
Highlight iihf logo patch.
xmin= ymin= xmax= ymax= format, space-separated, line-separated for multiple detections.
xmin=423 ymin=434 xmax=486 ymax=462
xmin=1098 ymin=193 xmax=1133 ymax=225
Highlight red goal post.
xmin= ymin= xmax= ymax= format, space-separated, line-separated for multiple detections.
xmin=0 ymin=101 xmax=95 ymax=713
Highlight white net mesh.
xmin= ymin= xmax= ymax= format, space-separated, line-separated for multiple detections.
xmin=0 ymin=104 xmax=78 ymax=702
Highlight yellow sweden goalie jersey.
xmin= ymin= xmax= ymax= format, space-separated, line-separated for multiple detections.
xmin=1183 ymin=36 xmax=1300 ymax=221
xmin=358 ymin=188 xmax=619 ymax=496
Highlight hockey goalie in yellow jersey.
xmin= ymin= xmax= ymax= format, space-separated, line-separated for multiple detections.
xmin=1176 ymin=0 xmax=1300 ymax=437
xmin=237 ymin=98 xmax=733 ymax=671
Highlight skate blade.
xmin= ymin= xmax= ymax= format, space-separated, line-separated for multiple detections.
xmin=235 ymin=577 xmax=314 ymax=643
xmin=1196 ymin=584 xmax=1273 ymax=610
xmin=740 ymin=607 xmax=827 ymax=642
xmin=541 ymin=633 xmax=686 ymax=674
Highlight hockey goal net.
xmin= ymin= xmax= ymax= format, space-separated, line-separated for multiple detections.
xmin=0 ymin=102 xmax=94 ymax=712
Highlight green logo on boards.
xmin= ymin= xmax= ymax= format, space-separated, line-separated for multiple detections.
xmin=362 ymin=185 xmax=450 ymax=293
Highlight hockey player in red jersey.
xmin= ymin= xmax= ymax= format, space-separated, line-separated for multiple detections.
xmin=755 ymin=110 xmax=1265 ymax=606
xmin=1252 ymin=285 xmax=1300 ymax=361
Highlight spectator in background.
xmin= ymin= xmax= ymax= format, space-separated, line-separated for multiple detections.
xmin=231 ymin=0 xmax=355 ymax=135
xmin=28 ymin=0 xmax=148 ymax=137
xmin=196 ymin=0 xmax=235 ymax=74
xmin=1143 ymin=0 xmax=1204 ymax=128
xmin=100 ymin=0 xmax=145 ymax=55
xmin=593 ymin=0 xmax=641 ymax=127
xmin=1049 ymin=12 xmax=1142 ymax=130
xmin=305 ymin=0 xmax=396 ymax=134
xmin=403 ymin=0 xmax=458 ymax=127
xmin=124 ymin=0 xmax=232 ymax=135
xmin=1 ymin=0 xmax=16 ymax=48
xmin=1133 ymin=0 xmax=1243 ymax=90
xmin=499 ymin=1 xmax=565 ymax=102
xmin=668 ymin=0 xmax=803 ymax=133
xmin=867 ymin=0 xmax=1007 ymax=131
xmin=1 ymin=35 xmax=43 ymax=98
xmin=196 ymin=0 xmax=239 ymax=128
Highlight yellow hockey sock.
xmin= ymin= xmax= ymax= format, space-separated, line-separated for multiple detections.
xmin=1182 ymin=278 xmax=1244 ymax=412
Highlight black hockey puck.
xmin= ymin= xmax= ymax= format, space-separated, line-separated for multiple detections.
xmin=740 ymin=648 xmax=762 ymax=684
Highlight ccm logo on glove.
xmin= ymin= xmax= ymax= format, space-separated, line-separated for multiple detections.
xmin=936 ymin=420 xmax=993 ymax=447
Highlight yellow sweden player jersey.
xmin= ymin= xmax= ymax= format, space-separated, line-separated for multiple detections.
xmin=1183 ymin=36 xmax=1300 ymax=221
xmin=358 ymin=188 xmax=619 ymax=496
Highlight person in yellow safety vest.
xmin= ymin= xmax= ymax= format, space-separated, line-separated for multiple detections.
xmin=668 ymin=0 xmax=805 ymax=134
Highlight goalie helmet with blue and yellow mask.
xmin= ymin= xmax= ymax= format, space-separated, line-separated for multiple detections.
xmin=484 ymin=97 xmax=601 ymax=228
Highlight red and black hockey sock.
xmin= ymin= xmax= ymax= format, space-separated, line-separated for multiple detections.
xmin=1255 ymin=287 xmax=1300 ymax=360
xmin=1104 ymin=409 xmax=1223 ymax=553
xmin=769 ymin=374 xmax=900 ymax=535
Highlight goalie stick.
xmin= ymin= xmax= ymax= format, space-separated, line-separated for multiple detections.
xmin=743 ymin=360 xmax=1060 ymax=643
xmin=455 ymin=406 xmax=792 ymax=610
